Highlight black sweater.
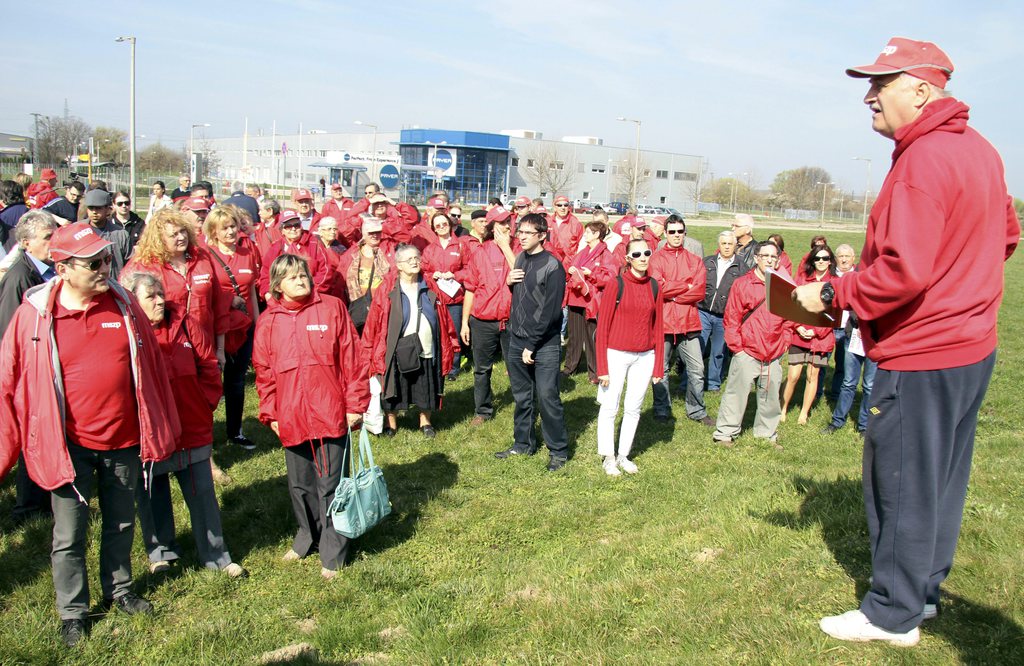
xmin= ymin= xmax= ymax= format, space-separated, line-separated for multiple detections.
xmin=508 ymin=249 xmax=566 ymax=351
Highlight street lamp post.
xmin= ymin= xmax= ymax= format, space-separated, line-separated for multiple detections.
xmin=115 ymin=36 xmax=136 ymax=203
xmin=816 ymin=181 xmax=834 ymax=228
xmin=852 ymin=157 xmax=872 ymax=230
xmin=190 ymin=123 xmax=210 ymax=181
xmin=616 ymin=116 xmax=641 ymax=209
xmin=354 ymin=121 xmax=379 ymax=183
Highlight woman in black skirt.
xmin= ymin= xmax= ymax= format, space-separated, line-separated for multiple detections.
xmin=362 ymin=244 xmax=459 ymax=438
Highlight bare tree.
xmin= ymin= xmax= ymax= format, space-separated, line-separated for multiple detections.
xmin=521 ymin=144 xmax=576 ymax=197
xmin=612 ymin=151 xmax=653 ymax=207
xmin=137 ymin=143 xmax=188 ymax=172
xmin=197 ymin=136 xmax=222 ymax=180
xmin=37 ymin=115 xmax=92 ymax=164
xmin=94 ymin=126 xmax=128 ymax=164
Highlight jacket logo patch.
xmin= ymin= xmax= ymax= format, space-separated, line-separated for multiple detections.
xmin=306 ymin=324 xmax=328 ymax=332
xmin=238 ymin=269 xmax=253 ymax=274
xmin=101 ymin=322 xmax=122 ymax=329
xmin=870 ymin=406 xmax=881 ymax=415
xmin=882 ymin=45 xmax=897 ymax=55
xmin=193 ymin=273 xmax=211 ymax=285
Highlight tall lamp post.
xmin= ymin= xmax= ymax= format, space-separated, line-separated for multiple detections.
xmin=115 ymin=36 xmax=136 ymax=202
xmin=852 ymin=156 xmax=872 ymax=230
xmin=354 ymin=120 xmax=379 ymax=184
xmin=816 ymin=181 xmax=834 ymax=228
xmin=190 ymin=123 xmax=210 ymax=180
xmin=616 ymin=116 xmax=641 ymax=209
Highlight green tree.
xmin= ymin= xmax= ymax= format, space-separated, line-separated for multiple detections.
xmin=138 ymin=142 xmax=187 ymax=172
xmin=767 ymin=166 xmax=832 ymax=210
xmin=704 ymin=177 xmax=758 ymax=209
xmin=36 ymin=115 xmax=92 ymax=164
xmin=94 ymin=126 xmax=128 ymax=164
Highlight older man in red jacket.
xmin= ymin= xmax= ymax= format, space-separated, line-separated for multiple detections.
xmin=0 ymin=222 xmax=180 ymax=647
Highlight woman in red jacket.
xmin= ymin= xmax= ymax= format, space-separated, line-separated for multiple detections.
xmin=252 ymin=254 xmax=370 ymax=579
xmin=123 ymin=271 xmax=246 ymax=578
xmin=363 ymin=244 xmax=458 ymax=438
xmin=595 ymin=239 xmax=665 ymax=476
xmin=563 ymin=220 xmax=615 ymax=383
xmin=258 ymin=210 xmax=333 ymax=299
xmin=781 ymin=245 xmax=838 ymax=424
xmin=421 ymin=211 xmax=470 ymax=381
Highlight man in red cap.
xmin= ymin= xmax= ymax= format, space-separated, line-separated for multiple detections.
xmin=793 ymin=37 xmax=1020 ymax=647
xmin=0 ymin=221 xmax=180 ymax=646
xmin=546 ymin=195 xmax=583 ymax=263
xmin=181 ymin=196 xmax=212 ymax=238
xmin=291 ymin=188 xmax=321 ymax=231
xmin=321 ymin=183 xmax=354 ymax=223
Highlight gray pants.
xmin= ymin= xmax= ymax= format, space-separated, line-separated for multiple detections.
xmin=652 ymin=333 xmax=707 ymax=419
xmin=285 ymin=437 xmax=350 ymax=571
xmin=51 ymin=442 xmax=141 ymax=620
xmin=713 ymin=352 xmax=782 ymax=440
xmin=136 ymin=445 xmax=232 ymax=569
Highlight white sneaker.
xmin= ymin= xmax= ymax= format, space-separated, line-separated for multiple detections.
xmin=616 ymin=455 xmax=638 ymax=474
xmin=819 ymin=610 xmax=920 ymax=646
xmin=223 ymin=562 xmax=248 ymax=578
xmin=602 ymin=456 xmax=621 ymax=476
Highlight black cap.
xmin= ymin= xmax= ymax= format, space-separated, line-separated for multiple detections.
xmin=471 ymin=209 xmax=488 ymax=220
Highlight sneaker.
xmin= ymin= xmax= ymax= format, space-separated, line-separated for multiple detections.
xmin=821 ymin=424 xmax=840 ymax=435
xmin=321 ymin=567 xmax=338 ymax=580
xmin=446 ymin=370 xmax=460 ymax=382
xmin=223 ymin=562 xmax=248 ymax=578
xmin=616 ymin=455 xmax=638 ymax=474
xmin=692 ymin=415 xmax=716 ymax=427
xmin=819 ymin=610 xmax=920 ymax=647
xmin=230 ymin=433 xmax=257 ymax=450
xmin=282 ymin=549 xmax=301 ymax=562
xmin=602 ymin=456 xmax=621 ymax=477
xmin=494 ymin=447 xmax=529 ymax=459
xmin=546 ymin=456 xmax=567 ymax=472
xmin=60 ymin=619 xmax=86 ymax=647
xmin=107 ymin=592 xmax=154 ymax=616
xmin=712 ymin=435 xmax=735 ymax=448
xmin=420 ymin=425 xmax=437 ymax=438
xmin=148 ymin=561 xmax=171 ymax=574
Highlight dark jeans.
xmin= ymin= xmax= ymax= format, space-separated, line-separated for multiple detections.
xmin=699 ymin=309 xmax=726 ymax=390
xmin=51 ymin=442 xmax=140 ymax=620
xmin=860 ymin=351 xmax=995 ymax=633
xmin=13 ymin=455 xmax=51 ymax=520
xmin=285 ymin=436 xmax=351 ymax=570
xmin=507 ymin=334 xmax=569 ymax=458
xmin=223 ymin=326 xmax=254 ymax=438
xmin=828 ymin=328 xmax=848 ymax=398
xmin=830 ymin=350 xmax=877 ymax=431
xmin=446 ymin=303 xmax=464 ymax=371
xmin=469 ymin=317 xmax=509 ymax=418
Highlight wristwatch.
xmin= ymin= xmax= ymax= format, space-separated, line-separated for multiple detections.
xmin=820 ymin=282 xmax=835 ymax=307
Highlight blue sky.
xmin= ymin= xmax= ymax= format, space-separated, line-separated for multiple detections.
xmin=4 ymin=0 xmax=1021 ymax=197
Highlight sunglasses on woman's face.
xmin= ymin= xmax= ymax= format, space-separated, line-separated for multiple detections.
xmin=629 ymin=249 xmax=653 ymax=259
xmin=814 ymin=255 xmax=831 ymax=262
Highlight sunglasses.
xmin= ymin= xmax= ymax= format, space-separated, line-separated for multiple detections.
xmin=814 ymin=255 xmax=831 ymax=262
xmin=73 ymin=253 xmax=114 ymax=271
xmin=629 ymin=249 xmax=653 ymax=259
xmin=666 ymin=229 xmax=685 ymax=235
xmin=554 ymin=203 xmax=569 ymax=208
xmin=115 ymin=201 xmax=131 ymax=206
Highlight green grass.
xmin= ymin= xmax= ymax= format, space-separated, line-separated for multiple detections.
xmin=1 ymin=226 xmax=1022 ymax=664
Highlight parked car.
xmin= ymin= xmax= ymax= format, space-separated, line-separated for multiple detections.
xmin=636 ymin=204 xmax=660 ymax=215
xmin=602 ymin=201 xmax=629 ymax=215
xmin=573 ymin=199 xmax=596 ymax=214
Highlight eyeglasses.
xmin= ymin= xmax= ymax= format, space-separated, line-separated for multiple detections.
xmin=666 ymin=229 xmax=685 ymax=235
xmin=628 ymin=250 xmax=653 ymax=259
xmin=515 ymin=205 xmax=528 ymax=209
xmin=72 ymin=253 xmax=113 ymax=271
xmin=398 ymin=256 xmax=421 ymax=264
xmin=433 ymin=220 xmax=450 ymax=227
xmin=517 ymin=229 xmax=539 ymax=236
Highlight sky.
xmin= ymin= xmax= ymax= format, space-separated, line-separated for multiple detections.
xmin=3 ymin=0 xmax=1022 ymax=198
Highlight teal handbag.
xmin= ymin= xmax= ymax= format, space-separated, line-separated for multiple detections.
xmin=329 ymin=428 xmax=392 ymax=538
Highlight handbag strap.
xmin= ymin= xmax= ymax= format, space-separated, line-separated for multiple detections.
xmin=359 ymin=427 xmax=377 ymax=470
xmin=209 ymin=247 xmax=244 ymax=298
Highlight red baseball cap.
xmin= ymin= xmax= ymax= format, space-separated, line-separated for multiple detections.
xmin=49 ymin=222 xmax=113 ymax=262
xmin=40 ymin=168 xmax=58 ymax=181
xmin=554 ymin=195 xmax=570 ymax=205
xmin=427 ymin=196 xmax=448 ymax=209
xmin=534 ymin=205 xmax=548 ymax=215
xmin=182 ymin=197 xmax=211 ymax=212
xmin=291 ymin=188 xmax=314 ymax=202
xmin=330 ymin=182 xmax=343 ymax=191
xmin=485 ymin=207 xmax=511 ymax=224
xmin=846 ymin=37 xmax=954 ymax=89
xmin=279 ymin=210 xmax=302 ymax=226
xmin=514 ymin=196 xmax=531 ymax=207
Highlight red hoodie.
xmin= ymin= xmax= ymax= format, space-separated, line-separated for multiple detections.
xmin=565 ymin=242 xmax=616 ymax=319
xmin=724 ymin=270 xmax=789 ymax=363
xmin=462 ymin=240 xmax=514 ymax=322
xmin=833 ymin=98 xmax=1020 ymax=370
xmin=258 ymin=232 xmax=333 ymax=297
xmin=649 ymin=244 xmax=706 ymax=334
xmin=595 ymin=270 xmax=665 ymax=378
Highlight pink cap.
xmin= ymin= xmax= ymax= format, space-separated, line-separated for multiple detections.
xmin=291 ymin=188 xmax=314 ymax=202
xmin=49 ymin=222 xmax=113 ymax=262
xmin=846 ymin=37 xmax=954 ymax=88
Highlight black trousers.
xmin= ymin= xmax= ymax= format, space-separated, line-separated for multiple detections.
xmin=284 ymin=436 xmax=351 ymax=570
xmin=223 ymin=326 xmax=254 ymax=438
xmin=507 ymin=333 xmax=569 ymax=458
xmin=469 ymin=317 xmax=509 ymax=418
xmin=13 ymin=454 xmax=51 ymax=520
xmin=860 ymin=351 xmax=996 ymax=633
xmin=562 ymin=306 xmax=596 ymax=380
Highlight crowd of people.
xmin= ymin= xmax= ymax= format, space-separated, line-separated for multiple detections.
xmin=0 ymin=36 xmax=1018 ymax=651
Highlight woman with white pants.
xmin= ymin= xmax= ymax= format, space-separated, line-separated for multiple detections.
xmin=595 ymin=239 xmax=665 ymax=476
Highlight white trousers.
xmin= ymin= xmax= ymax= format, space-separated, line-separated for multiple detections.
xmin=597 ymin=348 xmax=655 ymax=458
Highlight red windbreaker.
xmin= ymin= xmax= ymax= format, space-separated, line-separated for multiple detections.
xmin=0 ymin=280 xmax=181 ymax=490
xmin=789 ymin=271 xmax=835 ymax=353
xmin=339 ymin=199 xmax=418 ymax=246
xmin=252 ymin=291 xmax=370 ymax=447
xmin=421 ymin=236 xmax=471 ymax=305
xmin=565 ymin=242 xmax=616 ymax=319
xmin=723 ymin=270 xmax=789 ymax=362
xmin=253 ymin=219 xmax=283 ymax=261
xmin=545 ymin=213 xmax=584 ymax=262
xmin=649 ymin=244 xmax=706 ymax=334
xmin=462 ymin=240 xmax=513 ymax=322
xmin=258 ymin=232 xmax=333 ymax=297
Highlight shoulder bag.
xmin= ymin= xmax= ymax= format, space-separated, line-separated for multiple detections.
xmin=329 ymin=428 xmax=392 ymax=539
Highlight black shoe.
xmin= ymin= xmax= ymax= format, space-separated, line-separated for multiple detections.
xmin=546 ymin=456 xmax=567 ymax=472
xmin=445 ymin=371 xmax=459 ymax=382
xmin=381 ymin=427 xmax=397 ymax=438
xmin=421 ymin=425 xmax=436 ymax=438
xmin=821 ymin=424 xmax=840 ymax=435
xmin=856 ymin=427 xmax=866 ymax=437
xmin=693 ymin=415 xmax=717 ymax=427
xmin=494 ymin=447 xmax=529 ymax=459
xmin=60 ymin=619 xmax=86 ymax=647
xmin=653 ymin=413 xmax=671 ymax=423
xmin=105 ymin=592 xmax=153 ymax=616
xmin=230 ymin=434 xmax=257 ymax=450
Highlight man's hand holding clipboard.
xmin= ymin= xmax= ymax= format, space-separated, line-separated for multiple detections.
xmin=766 ymin=270 xmax=842 ymax=327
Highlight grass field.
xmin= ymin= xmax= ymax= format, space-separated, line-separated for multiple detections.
xmin=1 ymin=226 xmax=1021 ymax=665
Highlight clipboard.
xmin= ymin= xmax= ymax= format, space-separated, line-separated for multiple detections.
xmin=766 ymin=270 xmax=841 ymax=327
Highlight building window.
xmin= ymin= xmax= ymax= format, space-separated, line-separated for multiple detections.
xmin=577 ymin=162 xmax=585 ymax=173
xmin=509 ymin=187 xmax=518 ymax=196
xmin=591 ymin=164 xmax=606 ymax=173
xmin=674 ymin=171 xmax=697 ymax=181
xmin=526 ymin=158 xmax=535 ymax=168
xmin=610 ymin=164 xmax=620 ymax=175
xmin=549 ymin=161 xmax=564 ymax=171
xmin=660 ymin=196 xmax=667 ymax=203
xmin=656 ymin=170 xmax=668 ymax=179
xmin=583 ymin=191 xmax=590 ymax=199
xmin=511 ymin=157 xmax=519 ymax=167
xmin=540 ymin=191 xmax=548 ymax=198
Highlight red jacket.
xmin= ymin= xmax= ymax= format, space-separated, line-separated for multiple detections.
xmin=26 ymin=182 xmax=58 ymax=209
xmin=545 ymin=213 xmax=583 ymax=262
xmin=152 ymin=303 xmax=222 ymax=450
xmin=258 ymin=232 xmax=333 ymax=297
xmin=565 ymin=242 xmax=616 ymax=319
xmin=462 ymin=240 xmax=513 ymax=322
xmin=0 ymin=280 xmax=181 ymax=489
xmin=361 ymin=272 xmax=458 ymax=379
xmin=595 ymin=271 xmax=665 ymax=378
xmin=125 ymin=247 xmax=232 ymax=365
xmin=723 ymin=270 xmax=789 ymax=363
xmin=339 ymin=199 xmax=418 ymax=246
xmin=252 ymin=291 xmax=370 ymax=447
xmin=421 ymin=236 xmax=471 ymax=305
xmin=253 ymin=219 xmax=283 ymax=261
xmin=789 ymin=271 xmax=835 ymax=353
xmin=649 ymin=244 xmax=706 ymax=334
xmin=834 ymin=97 xmax=1020 ymax=370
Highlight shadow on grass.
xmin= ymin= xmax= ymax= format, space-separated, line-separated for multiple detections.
xmin=759 ymin=475 xmax=1024 ymax=663
xmin=217 ymin=474 xmax=294 ymax=562
xmin=0 ymin=495 xmax=54 ymax=597
xmin=358 ymin=452 xmax=458 ymax=556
